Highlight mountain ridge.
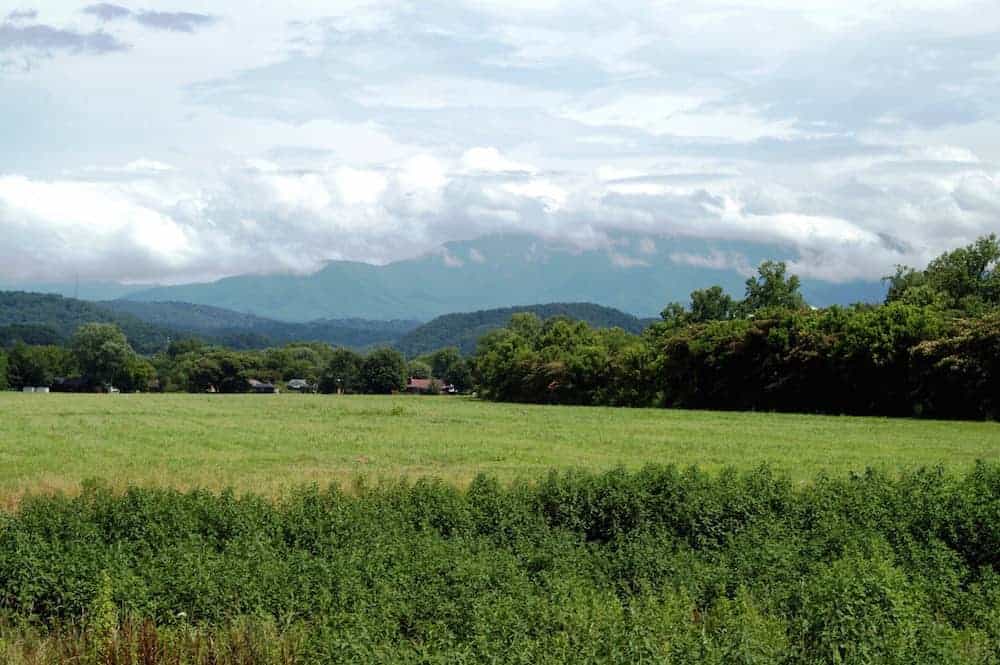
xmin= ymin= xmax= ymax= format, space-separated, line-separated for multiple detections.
xmin=396 ymin=302 xmax=656 ymax=356
xmin=119 ymin=234 xmax=887 ymax=321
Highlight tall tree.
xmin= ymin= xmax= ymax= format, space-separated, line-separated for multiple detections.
xmin=319 ymin=348 xmax=363 ymax=393
xmin=7 ymin=343 xmax=75 ymax=389
xmin=741 ymin=261 xmax=806 ymax=314
xmin=361 ymin=347 xmax=407 ymax=394
xmin=689 ymin=286 xmax=736 ymax=322
xmin=886 ymin=234 xmax=1000 ymax=313
xmin=71 ymin=323 xmax=134 ymax=388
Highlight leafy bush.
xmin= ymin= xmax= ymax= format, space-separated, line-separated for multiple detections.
xmin=1 ymin=465 xmax=999 ymax=663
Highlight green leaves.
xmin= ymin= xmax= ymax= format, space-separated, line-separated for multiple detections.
xmin=2 ymin=465 xmax=999 ymax=663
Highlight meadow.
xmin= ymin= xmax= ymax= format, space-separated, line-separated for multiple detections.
xmin=3 ymin=393 xmax=1000 ymax=663
xmin=1 ymin=392 xmax=998 ymax=505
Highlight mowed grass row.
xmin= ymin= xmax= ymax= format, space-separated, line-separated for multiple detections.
xmin=1 ymin=393 xmax=998 ymax=505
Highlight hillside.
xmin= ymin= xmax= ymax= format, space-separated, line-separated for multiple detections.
xmin=102 ymin=300 xmax=420 ymax=349
xmin=396 ymin=302 xmax=655 ymax=356
xmin=122 ymin=234 xmax=887 ymax=321
xmin=0 ymin=291 xmax=174 ymax=353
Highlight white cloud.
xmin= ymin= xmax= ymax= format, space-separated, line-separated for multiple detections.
xmin=1 ymin=0 xmax=999 ymax=287
xmin=461 ymin=147 xmax=535 ymax=174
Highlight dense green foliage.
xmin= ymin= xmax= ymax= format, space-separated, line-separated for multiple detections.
xmin=0 ymin=324 xmax=62 ymax=347
xmin=103 ymin=299 xmax=420 ymax=350
xmin=474 ymin=303 xmax=1000 ymax=418
xmin=0 ymin=291 xmax=173 ymax=354
xmin=396 ymin=302 xmax=653 ymax=356
xmin=4 ymin=343 xmax=76 ymax=390
xmin=474 ymin=238 xmax=1000 ymax=419
xmin=361 ymin=347 xmax=408 ymax=394
xmin=1 ymin=465 xmax=999 ymax=663
xmin=885 ymin=234 xmax=999 ymax=314
xmin=0 ymin=350 xmax=6 ymax=391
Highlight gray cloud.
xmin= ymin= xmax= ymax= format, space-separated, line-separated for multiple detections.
xmin=134 ymin=11 xmax=217 ymax=33
xmin=2 ymin=1 xmax=1000 ymax=286
xmin=0 ymin=21 xmax=128 ymax=54
xmin=6 ymin=9 xmax=38 ymax=21
xmin=83 ymin=4 xmax=132 ymax=22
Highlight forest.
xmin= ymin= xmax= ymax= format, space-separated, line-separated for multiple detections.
xmin=473 ymin=235 xmax=1000 ymax=419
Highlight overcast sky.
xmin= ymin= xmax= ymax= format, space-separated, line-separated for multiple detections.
xmin=1 ymin=1 xmax=998 ymax=285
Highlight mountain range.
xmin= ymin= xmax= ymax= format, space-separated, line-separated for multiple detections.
xmin=1 ymin=291 xmax=655 ymax=357
xmin=2 ymin=234 xmax=887 ymax=322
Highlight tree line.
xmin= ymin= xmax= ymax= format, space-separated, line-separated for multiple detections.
xmin=0 ymin=325 xmax=473 ymax=395
xmin=473 ymin=235 xmax=1000 ymax=419
xmin=3 ymin=235 xmax=997 ymax=416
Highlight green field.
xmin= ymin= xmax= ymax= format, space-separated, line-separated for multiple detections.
xmin=2 ymin=392 xmax=998 ymax=505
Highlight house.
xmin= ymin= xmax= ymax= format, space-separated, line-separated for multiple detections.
xmin=405 ymin=378 xmax=456 ymax=394
xmin=286 ymin=378 xmax=313 ymax=393
xmin=247 ymin=379 xmax=279 ymax=394
xmin=406 ymin=378 xmax=435 ymax=393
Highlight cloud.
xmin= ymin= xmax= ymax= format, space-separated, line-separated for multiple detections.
xmin=0 ymin=21 xmax=128 ymax=55
xmin=2 ymin=0 xmax=1000 ymax=287
xmin=133 ymin=10 xmax=218 ymax=32
xmin=82 ymin=4 xmax=132 ymax=22
xmin=6 ymin=9 xmax=37 ymax=22
xmin=669 ymin=250 xmax=754 ymax=276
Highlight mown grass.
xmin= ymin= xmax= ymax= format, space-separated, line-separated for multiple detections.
xmin=1 ymin=393 xmax=998 ymax=505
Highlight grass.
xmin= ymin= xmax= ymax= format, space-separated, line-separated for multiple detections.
xmin=1 ymin=392 xmax=998 ymax=506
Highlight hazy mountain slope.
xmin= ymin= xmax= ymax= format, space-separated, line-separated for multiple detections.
xmin=0 ymin=291 xmax=174 ymax=353
xmin=0 ymin=281 xmax=145 ymax=301
xmin=124 ymin=234 xmax=886 ymax=321
xmin=396 ymin=302 xmax=655 ymax=357
xmin=102 ymin=300 xmax=420 ymax=349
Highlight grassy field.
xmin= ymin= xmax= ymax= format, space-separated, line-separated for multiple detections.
xmin=1 ymin=392 xmax=998 ymax=506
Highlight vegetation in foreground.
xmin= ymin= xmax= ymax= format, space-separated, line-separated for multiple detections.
xmin=1 ymin=464 xmax=999 ymax=663
xmin=2 ymin=393 xmax=999 ymax=505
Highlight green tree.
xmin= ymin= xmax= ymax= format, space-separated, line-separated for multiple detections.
xmin=361 ymin=347 xmax=407 ymax=394
xmin=6 ymin=343 xmax=75 ymax=389
xmin=741 ymin=260 xmax=806 ymax=314
xmin=319 ymin=348 xmax=363 ymax=393
xmin=659 ymin=302 xmax=689 ymax=329
xmin=0 ymin=350 xmax=7 ymax=391
xmin=690 ymin=285 xmax=736 ymax=322
xmin=71 ymin=323 xmax=134 ymax=388
xmin=407 ymin=360 xmax=432 ymax=380
xmin=117 ymin=356 xmax=157 ymax=393
xmin=428 ymin=347 xmax=462 ymax=379
xmin=886 ymin=234 xmax=1000 ymax=313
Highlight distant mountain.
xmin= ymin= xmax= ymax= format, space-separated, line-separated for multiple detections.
xmin=0 ymin=280 xmax=144 ymax=301
xmin=103 ymin=300 xmax=420 ymax=349
xmin=396 ymin=302 xmax=656 ymax=357
xmin=0 ymin=292 xmax=420 ymax=354
xmin=122 ymin=234 xmax=886 ymax=321
xmin=0 ymin=291 xmax=174 ymax=353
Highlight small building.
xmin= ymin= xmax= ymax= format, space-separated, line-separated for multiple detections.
xmin=248 ymin=379 xmax=279 ymax=394
xmin=22 ymin=387 xmax=35 ymax=393
xmin=405 ymin=378 xmax=455 ymax=394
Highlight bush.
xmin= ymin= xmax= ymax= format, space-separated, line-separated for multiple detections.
xmin=1 ymin=465 xmax=999 ymax=663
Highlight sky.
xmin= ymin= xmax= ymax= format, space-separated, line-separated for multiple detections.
xmin=1 ymin=0 xmax=998 ymax=286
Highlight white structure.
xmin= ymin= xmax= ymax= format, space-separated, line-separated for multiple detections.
xmin=22 ymin=387 xmax=34 ymax=393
